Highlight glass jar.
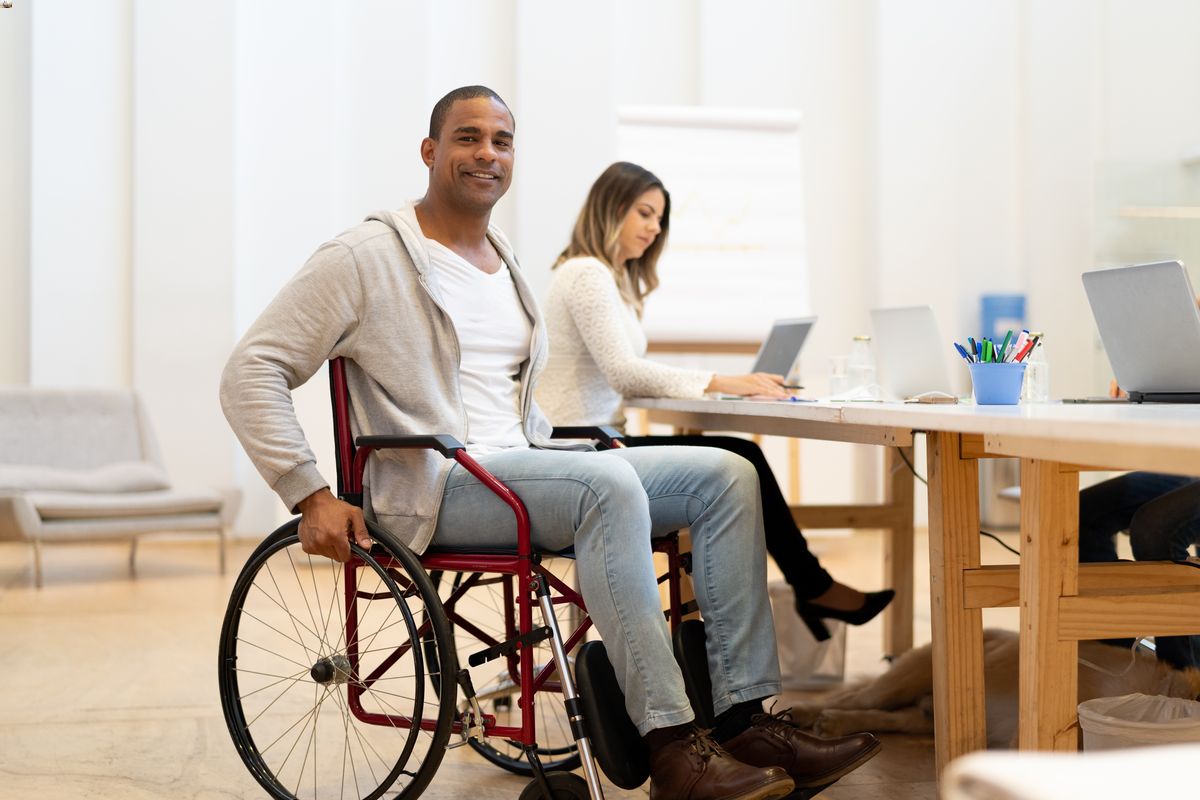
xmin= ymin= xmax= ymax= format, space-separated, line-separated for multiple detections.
xmin=847 ymin=335 xmax=878 ymax=399
xmin=1022 ymin=334 xmax=1049 ymax=403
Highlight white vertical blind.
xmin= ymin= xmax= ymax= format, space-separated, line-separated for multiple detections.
xmin=617 ymin=106 xmax=810 ymax=342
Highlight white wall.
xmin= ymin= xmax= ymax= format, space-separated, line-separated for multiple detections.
xmin=5 ymin=1 xmax=1200 ymax=534
xmin=1021 ymin=0 xmax=1103 ymax=399
xmin=875 ymin=1 xmax=1023 ymax=363
xmin=0 ymin=0 xmax=31 ymax=385
xmin=512 ymin=1 xmax=617 ymax=300
xmin=132 ymin=1 xmax=238 ymax=499
xmin=29 ymin=0 xmax=132 ymax=388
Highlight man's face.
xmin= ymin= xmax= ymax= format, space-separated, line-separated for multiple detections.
xmin=421 ymin=96 xmax=514 ymax=213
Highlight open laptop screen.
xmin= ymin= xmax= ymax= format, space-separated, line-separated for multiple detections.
xmin=1082 ymin=261 xmax=1200 ymax=397
xmin=751 ymin=317 xmax=816 ymax=376
xmin=870 ymin=305 xmax=954 ymax=400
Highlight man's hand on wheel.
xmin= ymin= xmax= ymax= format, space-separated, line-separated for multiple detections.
xmin=297 ymin=488 xmax=372 ymax=562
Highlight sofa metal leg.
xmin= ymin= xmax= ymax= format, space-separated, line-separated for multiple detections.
xmin=32 ymin=540 xmax=43 ymax=589
xmin=128 ymin=536 xmax=138 ymax=578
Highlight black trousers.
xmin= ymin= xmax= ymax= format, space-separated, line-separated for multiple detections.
xmin=622 ymin=434 xmax=834 ymax=600
xmin=1079 ymin=471 xmax=1200 ymax=669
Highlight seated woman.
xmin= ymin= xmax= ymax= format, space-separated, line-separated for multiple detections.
xmin=536 ymin=161 xmax=893 ymax=639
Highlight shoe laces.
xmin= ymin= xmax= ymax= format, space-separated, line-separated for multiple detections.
xmin=685 ymin=727 xmax=728 ymax=760
xmin=752 ymin=702 xmax=799 ymax=733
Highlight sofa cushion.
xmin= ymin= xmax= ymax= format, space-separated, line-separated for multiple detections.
xmin=0 ymin=389 xmax=154 ymax=469
xmin=0 ymin=462 xmax=170 ymax=493
xmin=27 ymin=489 xmax=223 ymax=520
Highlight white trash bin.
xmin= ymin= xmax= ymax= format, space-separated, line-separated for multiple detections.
xmin=768 ymin=580 xmax=846 ymax=690
xmin=1077 ymin=692 xmax=1200 ymax=750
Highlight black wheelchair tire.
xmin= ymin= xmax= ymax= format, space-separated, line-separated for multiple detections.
xmin=218 ymin=518 xmax=457 ymax=800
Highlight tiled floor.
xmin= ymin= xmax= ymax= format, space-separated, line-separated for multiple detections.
xmin=0 ymin=528 xmax=1024 ymax=799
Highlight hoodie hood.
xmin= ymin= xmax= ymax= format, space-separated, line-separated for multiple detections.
xmin=365 ymin=201 xmax=520 ymax=280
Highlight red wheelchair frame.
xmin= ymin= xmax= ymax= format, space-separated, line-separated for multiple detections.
xmin=328 ymin=357 xmax=688 ymax=797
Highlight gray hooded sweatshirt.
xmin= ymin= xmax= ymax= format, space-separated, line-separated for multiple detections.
xmin=220 ymin=201 xmax=568 ymax=554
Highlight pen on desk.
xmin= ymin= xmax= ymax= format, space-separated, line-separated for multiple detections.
xmin=968 ymin=337 xmax=978 ymax=360
xmin=1012 ymin=339 xmax=1034 ymax=363
xmin=1024 ymin=333 xmax=1042 ymax=360
xmin=1011 ymin=330 xmax=1029 ymax=361
xmin=998 ymin=330 xmax=1013 ymax=362
xmin=983 ymin=339 xmax=993 ymax=363
xmin=953 ymin=342 xmax=973 ymax=363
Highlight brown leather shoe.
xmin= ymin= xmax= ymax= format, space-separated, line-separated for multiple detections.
xmin=649 ymin=727 xmax=796 ymax=800
xmin=723 ymin=707 xmax=881 ymax=789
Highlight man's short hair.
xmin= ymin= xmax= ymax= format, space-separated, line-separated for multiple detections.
xmin=428 ymin=85 xmax=512 ymax=140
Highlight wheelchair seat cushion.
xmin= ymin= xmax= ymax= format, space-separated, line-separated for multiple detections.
xmin=574 ymin=640 xmax=650 ymax=789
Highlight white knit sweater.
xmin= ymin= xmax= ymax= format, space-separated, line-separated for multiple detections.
xmin=535 ymin=257 xmax=714 ymax=427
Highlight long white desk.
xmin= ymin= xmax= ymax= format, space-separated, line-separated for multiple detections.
xmin=628 ymin=397 xmax=1200 ymax=773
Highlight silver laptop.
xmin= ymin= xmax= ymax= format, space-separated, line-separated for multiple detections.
xmin=1082 ymin=261 xmax=1200 ymax=403
xmin=751 ymin=317 xmax=816 ymax=380
xmin=870 ymin=305 xmax=954 ymax=400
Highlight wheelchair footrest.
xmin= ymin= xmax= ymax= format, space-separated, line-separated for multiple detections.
xmin=672 ymin=618 xmax=716 ymax=729
xmin=574 ymin=640 xmax=650 ymax=790
xmin=468 ymin=626 xmax=552 ymax=668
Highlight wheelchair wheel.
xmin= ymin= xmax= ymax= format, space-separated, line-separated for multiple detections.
xmin=518 ymin=772 xmax=590 ymax=800
xmin=429 ymin=558 xmax=583 ymax=776
xmin=219 ymin=519 xmax=457 ymax=799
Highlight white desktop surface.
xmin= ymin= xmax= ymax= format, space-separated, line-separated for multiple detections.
xmin=630 ymin=396 xmax=1200 ymax=471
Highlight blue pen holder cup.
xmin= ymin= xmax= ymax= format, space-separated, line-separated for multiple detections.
xmin=968 ymin=362 xmax=1027 ymax=405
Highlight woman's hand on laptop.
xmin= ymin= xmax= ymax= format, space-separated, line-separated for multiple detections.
xmin=707 ymin=373 xmax=788 ymax=397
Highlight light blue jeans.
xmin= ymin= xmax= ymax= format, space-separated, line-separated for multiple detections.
xmin=431 ymin=445 xmax=781 ymax=734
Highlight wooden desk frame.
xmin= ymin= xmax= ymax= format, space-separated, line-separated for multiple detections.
xmin=931 ymin=431 xmax=1200 ymax=769
xmin=632 ymin=398 xmax=1200 ymax=779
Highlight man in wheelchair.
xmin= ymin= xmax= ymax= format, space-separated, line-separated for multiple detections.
xmin=221 ymin=85 xmax=880 ymax=800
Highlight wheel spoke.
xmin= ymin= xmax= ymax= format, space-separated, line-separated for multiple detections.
xmin=220 ymin=527 xmax=453 ymax=799
xmin=260 ymin=563 xmax=321 ymax=663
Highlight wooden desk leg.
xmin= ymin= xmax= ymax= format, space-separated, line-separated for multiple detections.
xmin=884 ymin=445 xmax=915 ymax=658
xmin=1019 ymin=458 xmax=1080 ymax=751
xmin=926 ymin=432 xmax=986 ymax=774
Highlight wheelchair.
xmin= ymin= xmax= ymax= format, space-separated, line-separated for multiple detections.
xmin=217 ymin=358 xmax=698 ymax=799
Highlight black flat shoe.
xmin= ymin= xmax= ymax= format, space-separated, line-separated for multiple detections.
xmin=794 ymin=589 xmax=895 ymax=641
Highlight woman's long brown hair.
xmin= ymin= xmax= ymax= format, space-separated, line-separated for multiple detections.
xmin=554 ymin=161 xmax=671 ymax=316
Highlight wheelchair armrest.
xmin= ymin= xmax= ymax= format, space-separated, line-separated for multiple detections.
xmin=355 ymin=434 xmax=465 ymax=459
xmin=551 ymin=425 xmax=624 ymax=449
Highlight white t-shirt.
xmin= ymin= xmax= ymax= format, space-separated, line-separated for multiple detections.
xmin=426 ymin=239 xmax=532 ymax=453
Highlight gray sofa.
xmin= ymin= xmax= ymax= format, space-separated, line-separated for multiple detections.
xmin=0 ymin=388 xmax=238 ymax=586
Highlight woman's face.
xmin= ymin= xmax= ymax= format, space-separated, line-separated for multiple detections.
xmin=615 ymin=187 xmax=665 ymax=264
